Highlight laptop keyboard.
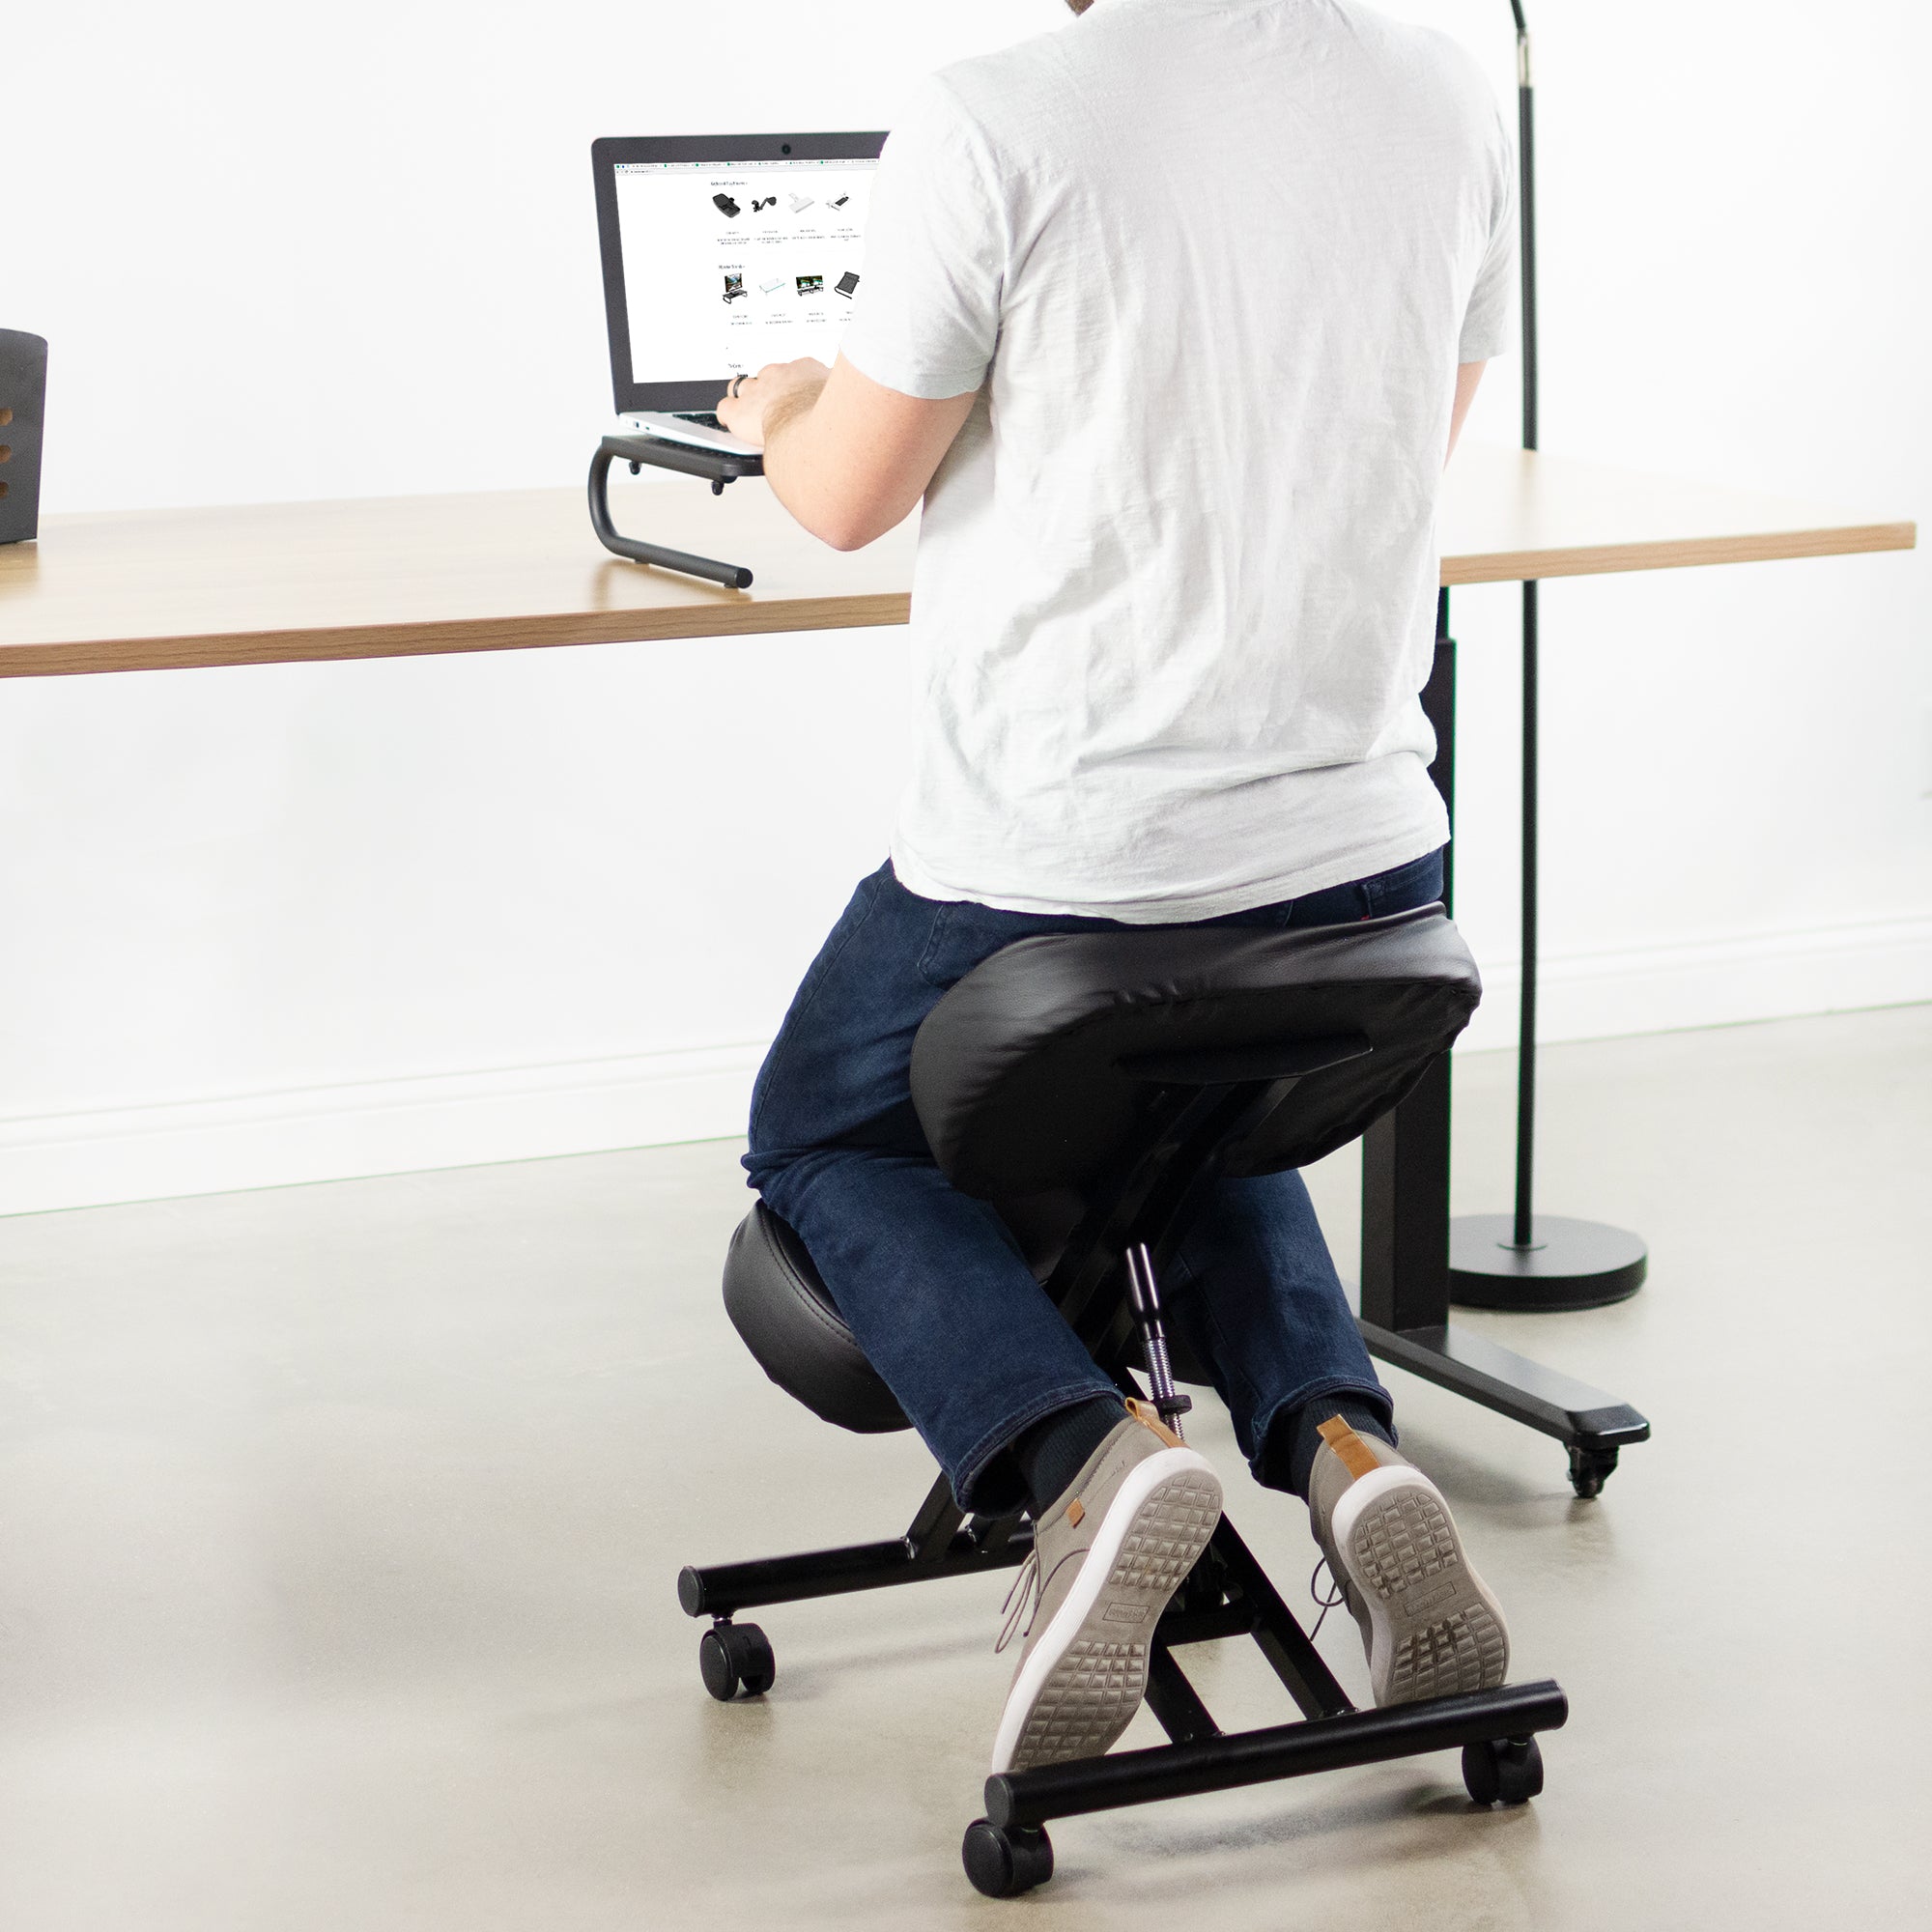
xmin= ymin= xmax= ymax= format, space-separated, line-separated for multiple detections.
xmin=670 ymin=412 xmax=724 ymax=429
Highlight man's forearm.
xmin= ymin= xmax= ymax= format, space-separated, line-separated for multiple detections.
xmin=756 ymin=377 xmax=832 ymax=526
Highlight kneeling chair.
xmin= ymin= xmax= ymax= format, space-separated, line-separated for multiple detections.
xmin=679 ymin=903 xmax=1568 ymax=1898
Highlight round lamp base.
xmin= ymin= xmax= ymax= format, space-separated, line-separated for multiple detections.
xmin=1449 ymin=1214 xmax=1647 ymax=1312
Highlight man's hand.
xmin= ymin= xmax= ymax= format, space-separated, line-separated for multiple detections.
xmin=710 ymin=353 xmax=978 ymax=553
xmin=716 ymin=357 xmax=831 ymax=451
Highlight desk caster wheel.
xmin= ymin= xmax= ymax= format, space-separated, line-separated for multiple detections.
xmin=1568 ymin=1445 xmax=1620 ymax=1498
xmin=698 ymin=1621 xmax=775 ymax=1701
xmin=962 ymin=1819 xmax=1053 ymax=1897
xmin=1463 ymin=1735 xmax=1543 ymax=1806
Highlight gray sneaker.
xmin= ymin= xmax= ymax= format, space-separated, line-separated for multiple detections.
xmin=1307 ymin=1415 xmax=1509 ymax=1707
xmin=990 ymin=1401 xmax=1222 ymax=1775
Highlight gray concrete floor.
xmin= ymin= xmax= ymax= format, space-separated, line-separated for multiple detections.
xmin=1 ymin=1006 xmax=1928 ymax=1929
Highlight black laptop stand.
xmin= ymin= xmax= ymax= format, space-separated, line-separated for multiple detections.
xmin=587 ymin=434 xmax=764 ymax=590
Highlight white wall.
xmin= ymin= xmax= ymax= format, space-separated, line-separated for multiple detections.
xmin=5 ymin=0 xmax=1927 ymax=1215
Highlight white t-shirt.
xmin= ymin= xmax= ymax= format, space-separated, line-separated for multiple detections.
xmin=839 ymin=0 xmax=1517 ymax=921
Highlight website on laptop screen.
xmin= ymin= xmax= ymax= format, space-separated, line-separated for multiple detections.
xmin=615 ymin=157 xmax=880 ymax=386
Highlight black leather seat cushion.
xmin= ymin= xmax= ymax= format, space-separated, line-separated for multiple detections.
xmin=723 ymin=1201 xmax=910 ymax=1434
xmin=719 ymin=1197 xmax=1206 ymax=1434
xmin=909 ymin=905 xmax=1479 ymax=1202
xmin=723 ymin=905 xmax=1478 ymax=1435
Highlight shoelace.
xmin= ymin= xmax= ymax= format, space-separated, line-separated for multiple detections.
xmin=995 ymin=1549 xmax=1042 ymax=1655
xmin=1308 ymin=1555 xmax=1348 ymax=1642
xmin=995 ymin=1543 xmax=1088 ymax=1656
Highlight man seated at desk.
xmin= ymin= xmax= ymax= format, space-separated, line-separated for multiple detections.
xmin=718 ymin=0 xmax=1517 ymax=1776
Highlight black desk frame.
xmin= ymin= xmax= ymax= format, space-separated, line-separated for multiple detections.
xmin=1356 ymin=590 xmax=1651 ymax=1497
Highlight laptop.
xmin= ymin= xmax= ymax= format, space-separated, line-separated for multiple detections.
xmin=592 ymin=131 xmax=887 ymax=458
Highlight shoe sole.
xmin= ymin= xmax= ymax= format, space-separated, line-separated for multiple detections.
xmin=1330 ymin=1464 xmax=1510 ymax=1706
xmin=990 ymin=1448 xmax=1222 ymax=1775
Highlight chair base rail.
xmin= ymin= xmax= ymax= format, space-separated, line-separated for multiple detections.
xmin=678 ymin=1519 xmax=1032 ymax=1619
xmin=679 ymin=1473 xmax=1030 ymax=1618
xmin=986 ymin=1679 xmax=1568 ymax=1829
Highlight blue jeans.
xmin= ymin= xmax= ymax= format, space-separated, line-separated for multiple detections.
xmin=745 ymin=849 xmax=1443 ymax=1512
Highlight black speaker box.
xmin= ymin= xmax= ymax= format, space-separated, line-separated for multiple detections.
xmin=1 ymin=329 xmax=48 ymax=545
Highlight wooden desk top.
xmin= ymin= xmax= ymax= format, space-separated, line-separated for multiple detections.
xmin=0 ymin=442 xmax=1914 ymax=678
xmin=1436 ymin=445 xmax=1914 ymax=587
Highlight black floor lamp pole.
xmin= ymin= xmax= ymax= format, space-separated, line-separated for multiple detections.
xmin=1513 ymin=2 xmax=1540 ymax=1250
xmin=1448 ymin=5 xmax=1649 ymax=1312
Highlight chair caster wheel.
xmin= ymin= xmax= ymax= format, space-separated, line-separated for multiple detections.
xmin=1568 ymin=1444 xmax=1619 ymax=1498
xmin=698 ymin=1621 xmax=776 ymax=1701
xmin=962 ymin=1818 xmax=1054 ymax=1897
xmin=1463 ymin=1735 xmax=1544 ymax=1806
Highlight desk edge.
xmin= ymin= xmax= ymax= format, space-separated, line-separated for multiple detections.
xmin=1441 ymin=520 xmax=1918 ymax=587
xmin=0 ymin=590 xmax=917 ymax=678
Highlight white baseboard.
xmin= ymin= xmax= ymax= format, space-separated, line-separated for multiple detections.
xmin=1456 ymin=913 xmax=1932 ymax=1051
xmin=0 ymin=1042 xmax=766 ymax=1218
xmin=1 ymin=915 xmax=1925 ymax=1217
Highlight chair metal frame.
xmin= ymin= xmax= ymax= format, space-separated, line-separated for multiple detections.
xmin=678 ymin=1045 xmax=1569 ymax=1897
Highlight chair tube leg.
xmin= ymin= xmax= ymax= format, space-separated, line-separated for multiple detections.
xmin=1144 ymin=1643 xmax=1222 ymax=1745
xmin=1123 ymin=1243 xmax=1193 ymax=1436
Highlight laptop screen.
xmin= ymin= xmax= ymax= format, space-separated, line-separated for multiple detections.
xmin=593 ymin=135 xmax=887 ymax=413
